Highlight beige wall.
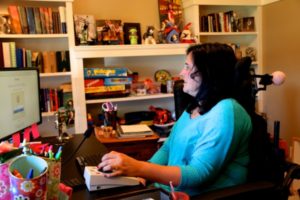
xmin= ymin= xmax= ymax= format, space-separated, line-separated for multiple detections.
xmin=263 ymin=0 xmax=300 ymax=146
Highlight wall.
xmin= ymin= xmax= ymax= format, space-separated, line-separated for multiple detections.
xmin=262 ymin=0 xmax=300 ymax=147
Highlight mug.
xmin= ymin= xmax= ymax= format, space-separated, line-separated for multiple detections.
xmin=9 ymin=155 xmax=48 ymax=200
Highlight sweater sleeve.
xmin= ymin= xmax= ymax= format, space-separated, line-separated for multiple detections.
xmin=148 ymin=137 xmax=170 ymax=165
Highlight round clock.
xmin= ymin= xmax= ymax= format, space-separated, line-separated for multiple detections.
xmin=154 ymin=70 xmax=172 ymax=83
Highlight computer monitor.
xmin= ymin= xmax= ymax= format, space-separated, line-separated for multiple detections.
xmin=0 ymin=68 xmax=42 ymax=142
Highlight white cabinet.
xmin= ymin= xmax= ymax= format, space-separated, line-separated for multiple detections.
xmin=182 ymin=0 xmax=279 ymax=112
xmin=0 ymin=0 xmax=75 ymax=136
xmin=71 ymin=44 xmax=188 ymax=133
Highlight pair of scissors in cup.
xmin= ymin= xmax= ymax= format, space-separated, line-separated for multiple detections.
xmin=102 ymin=102 xmax=114 ymax=112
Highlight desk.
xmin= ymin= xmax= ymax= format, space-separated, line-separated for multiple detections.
xmin=95 ymin=134 xmax=160 ymax=161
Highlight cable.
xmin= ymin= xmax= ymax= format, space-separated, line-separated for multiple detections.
xmin=61 ymin=126 xmax=94 ymax=166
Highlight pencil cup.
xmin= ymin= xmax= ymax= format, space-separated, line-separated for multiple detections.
xmin=9 ymin=155 xmax=48 ymax=200
xmin=0 ymin=159 xmax=13 ymax=199
xmin=43 ymin=157 xmax=61 ymax=200
xmin=104 ymin=110 xmax=117 ymax=130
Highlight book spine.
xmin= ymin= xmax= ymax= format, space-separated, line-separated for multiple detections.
xmin=16 ymin=48 xmax=23 ymax=68
xmin=33 ymin=7 xmax=42 ymax=34
xmin=0 ymin=42 xmax=4 ymax=67
xmin=2 ymin=42 xmax=11 ymax=67
xmin=58 ymin=6 xmax=66 ymax=33
xmin=25 ymin=7 xmax=36 ymax=34
xmin=9 ymin=42 xmax=16 ymax=67
xmin=17 ymin=6 xmax=29 ymax=34
xmin=84 ymin=79 xmax=104 ymax=88
xmin=26 ymin=50 xmax=32 ymax=68
xmin=8 ymin=5 xmax=22 ymax=34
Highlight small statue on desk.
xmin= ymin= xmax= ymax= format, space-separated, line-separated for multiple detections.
xmin=55 ymin=103 xmax=75 ymax=143
xmin=143 ymin=26 xmax=156 ymax=44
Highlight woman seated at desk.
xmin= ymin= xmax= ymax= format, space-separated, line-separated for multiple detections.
xmin=98 ymin=43 xmax=252 ymax=196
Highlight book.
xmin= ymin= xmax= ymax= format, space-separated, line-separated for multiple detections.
xmin=17 ymin=6 xmax=29 ymax=34
xmin=8 ymin=5 xmax=22 ymax=34
xmin=33 ymin=7 xmax=42 ymax=34
xmin=16 ymin=48 xmax=23 ymax=68
xmin=9 ymin=42 xmax=16 ymax=67
xmin=25 ymin=7 xmax=35 ymax=34
xmin=118 ymin=124 xmax=154 ymax=138
xmin=0 ymin=42 xmax=4 ymax=68
xmin=42 ymin=51 xmax=51 ymax=73
xmin=49 ymin=51 xmax=57 ymax=72
xmin=25 ymin=49 xmax=32 ymax=67
xmin=2 ymin=42 xmax=11 ymax=67
xmin=58 ymin=6 xmax=67 ymax=33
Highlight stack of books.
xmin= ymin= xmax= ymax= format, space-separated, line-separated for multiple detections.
xmin=117 ymin=124 xmax=154 ymax=138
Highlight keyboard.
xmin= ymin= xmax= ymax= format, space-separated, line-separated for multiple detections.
xmin=75 ymin=153 xmax=104 ymax=175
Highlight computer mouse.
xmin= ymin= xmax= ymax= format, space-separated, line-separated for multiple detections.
xmin=97 ymin=167 xmax=113 ymax=174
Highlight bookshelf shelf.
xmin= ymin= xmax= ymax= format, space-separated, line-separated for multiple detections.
xmin=40 ymin=72 xmax=71 ymax=77
xmin=72 ymin=43 xmax=189 ymax=58
xmin=85 ymin=93 xmax=174 ymax=104
xmin=0 ymin=34 xmax=69 ymax=39
xmin=198 ymin=32 xmax=258 ymax=36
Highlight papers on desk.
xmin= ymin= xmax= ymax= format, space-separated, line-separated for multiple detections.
xmin=117 ymin=124 xmax=154 ymax=138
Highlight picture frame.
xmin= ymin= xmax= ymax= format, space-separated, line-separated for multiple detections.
xmin=96 ymin=19 xmax=124 ymax=45
xmin=74 ymin=15 xmax=97 ymax=45
xmin=123 ymin=23 xmax=142 ymax=45
xmin=239 ymin=17 xmax=255 ymax=32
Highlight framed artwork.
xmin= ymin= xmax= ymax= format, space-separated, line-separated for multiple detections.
xmin=239 ymin=17 xmax=255 ymax=32
xmin=123 ymin=23 xmax=141 ymax=45
xmin=96 ymin=19 xmax=124 ymax=45
xmin=74 ymin=15 xmax=97 ymax=45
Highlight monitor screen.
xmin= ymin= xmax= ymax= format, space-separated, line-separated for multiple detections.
xmin=0 ymin=68 xmax=42 ymax=142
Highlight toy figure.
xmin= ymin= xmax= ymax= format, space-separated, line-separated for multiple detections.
xmin=129 ymin=27 xmax=138 ymax=44
xmin=180 ymin=23 xmax=197 ymax=44
xmin=143 ymin=26 xmax=156 ymax=44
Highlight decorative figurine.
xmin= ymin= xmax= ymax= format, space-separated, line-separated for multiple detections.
xmin=129 ymin=27 xmax=138 ymax=44
xmin=143 ymin=26 xmax=156 ymax=44
xmin=180 ymin=23 xmax=196 ymax=44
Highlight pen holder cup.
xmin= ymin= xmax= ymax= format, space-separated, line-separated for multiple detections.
xmin=104 ymin=110 xmax=117 ymax=130
xmin=0 ymin=159 xmax=13 ymax=199
xmin=9 ymin=155 xmax=48 ymax=200
xmin=43 ymin=157 xmax=61 ymax=200
xmin=170 ymin=191 xmax=190 ymax=200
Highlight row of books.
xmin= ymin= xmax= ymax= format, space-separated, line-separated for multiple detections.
xmin=7 ymin=5 xmax=66 ymax=34
xmin=40 ymin=84 xmax=72 ymax=113
xmin=200 ymin=10 xmax=239 ymax=33
xmin=0 ymin=41 xmax=70 ymax=72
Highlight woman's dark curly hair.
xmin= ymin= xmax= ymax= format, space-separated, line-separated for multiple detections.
xmin=186 ymin=43 xmax=237 ymax=115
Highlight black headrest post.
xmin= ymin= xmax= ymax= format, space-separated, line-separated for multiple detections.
xmin=274 ymin=120 xmax=280 ymax=149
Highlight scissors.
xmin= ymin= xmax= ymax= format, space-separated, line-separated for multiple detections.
xmin=102 ymin=102 xmax=114 ymax=112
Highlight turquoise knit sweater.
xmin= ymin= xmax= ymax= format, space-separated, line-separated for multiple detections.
xmin=149 ymin=98 xmax=252 ymax=196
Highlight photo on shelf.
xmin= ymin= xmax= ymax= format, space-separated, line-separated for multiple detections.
xmin=123 ymin=23 xmax=141 ymax=45
xmin=238 ymin=17 xmax=255 ymax=32
xmin=74 ymin=14 xmax=97 ymax=45
xmin=95 ymin=19 xmax=124 ymax=45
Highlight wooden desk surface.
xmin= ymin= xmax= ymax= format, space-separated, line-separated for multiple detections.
xmin=95 ymin=133 xmax=160 ymax=144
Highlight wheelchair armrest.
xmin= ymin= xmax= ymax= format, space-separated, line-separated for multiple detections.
xmin=193 ymin=181 xmax=277 ymax=199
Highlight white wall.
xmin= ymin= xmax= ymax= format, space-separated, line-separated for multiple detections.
xmin=263 ymin=0 xmax=300 ymax=147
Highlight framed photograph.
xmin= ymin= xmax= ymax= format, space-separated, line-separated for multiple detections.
xmin=74 ymin=15 xmax=97 ymax=45
xmin=123 ymin=23 xmax=141 ymax=45
xmin=96 ymin=19 xmax=123 ymax=45
xmin=239 ymin=17 xmax=255 ymax=32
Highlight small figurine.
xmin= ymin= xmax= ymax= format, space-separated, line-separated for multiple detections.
xmin=180 ymin=23 xmax=197 ymax=44
xmin=143 ymin=26 xmax=156 ymax=44
xmin=129 ymin=27 xmax=138 ymax=44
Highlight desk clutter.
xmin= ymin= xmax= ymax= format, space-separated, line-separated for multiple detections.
xmin=0 ymin=140 xmax=71 ymax=200
xmin=91 ymin=102 xmax=175 ymax=139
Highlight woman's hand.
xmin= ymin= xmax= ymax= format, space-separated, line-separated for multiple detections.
xmin=98 ymin=151 xmax=142 ymax=177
